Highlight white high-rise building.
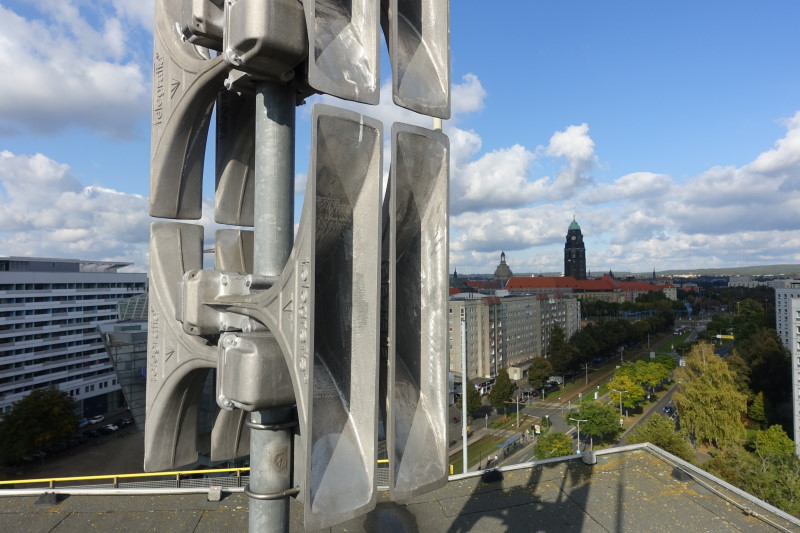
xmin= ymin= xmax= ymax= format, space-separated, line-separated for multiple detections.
xmin=775 ymin=280 xmax=800 ymax=456
xmin=0 ymin=257 xmax=146 ymax=417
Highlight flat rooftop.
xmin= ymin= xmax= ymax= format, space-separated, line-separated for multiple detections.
xmin=1 ymin=445 xmax=798 ymax=532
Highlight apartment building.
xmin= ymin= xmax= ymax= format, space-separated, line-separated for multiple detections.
xmin=774 ymin=280 xmax=800 ymax=456
xmin=0 ymin=257 xmax=146 ymax=417
xmin=448 ymin=293 xmax=580 ymax=380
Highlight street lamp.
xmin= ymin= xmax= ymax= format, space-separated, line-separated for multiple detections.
xmin=569 ymin=417 xmax=587 ymax=454
xmin=613 ymin=389 xmax=627 ymax=417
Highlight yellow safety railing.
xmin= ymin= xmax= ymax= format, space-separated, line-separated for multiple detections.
xmin=0 ymin=467 xmax=250 ymax=489
xmin=1 ymin=461 xmax=392 ymax=490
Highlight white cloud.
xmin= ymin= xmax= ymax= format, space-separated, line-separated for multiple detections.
xmin=109 ymin=0 xmax=155 ymax=30
xmin=451 ymin=73 xmax=486 ymax=118
xmin=581 ymin=172 xmax=672 ymax=205
xmin=746 ymin=111 xmax=800 ymax=178
xmin=449 ymin=109 xmax=800 ymax=274
xmin=452 ymin=145 xmax=544 ymax=212
xmin=543 ymin=123 xmax=597 ymax=200
xmin=0 ymin=151 xmax=150 ymax=266
xmin=0 ymin=150 xmax=246 ymax=271
xmin=0 ymin=4 xmax=149 ymax=138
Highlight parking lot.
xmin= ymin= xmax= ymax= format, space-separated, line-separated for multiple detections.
xmin=1 ymin=419 xmax=145 ymax=482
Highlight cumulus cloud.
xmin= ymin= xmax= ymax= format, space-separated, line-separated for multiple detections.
xmin=581 ymin=172 xmax=672 ymax=205
xmin=0 ymin=4 xmax=150 ymax=138
xmin=660 ymin=113 xmax=800 ymax=238
xmin=450 ymin=109 xmax=800 ymax=274
xmin=0 ymin=151 xmax=150 ymax=267
xmin=452 ymin=145 xmax=544 ymax=212
xmin=109 ymin=0 xmax=155 ymax=30
xmin=450 ymin=73 xmax=486 ymax=118
xmin=451 ymin=205 xmax=567 ymax=253
xmin=543 ymin=123 xmax=597 ymax=200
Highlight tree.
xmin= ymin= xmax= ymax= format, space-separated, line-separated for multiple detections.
xmin=0 ymin=388 xmax=80 ymax=464
xmin=487 ymin=369 xmax=515 ymax=413
xmin=455 ymin=385 xmax=482 ymax=417
xmin=653 ymin=353 xmax=678 ymax=373
xmin=735 ymin=328 xmax=791 ymax=430
xmin=567 ymin=400 xmax=621 ymax=446
xmin=533 ymin=432 xmax=574 ymax=460
xmin=527 ymin=357 xmax=553 ymax=390
xmin=606 ymin=374 xmax=646 ymax=412
xmin=753 ymin=425 xmax=795 ymax=473
xmin=725 ymin=351 xmax=752 ymax=400
xmin=547 ymin=326 xmax=579 ymax=374
xmin=704 ymin=441 xmax=800 ymax=516
xmin=627 ymin=414 xmax=695 ymax=462
xmin=618 ymin=360 xmax=670 ymax=395
xmin=748 ymin=391 xmax=768 ymax=429
xmin=673 ymin=343 xmax=747 ymax=448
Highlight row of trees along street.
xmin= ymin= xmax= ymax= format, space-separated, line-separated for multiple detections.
xmin=465 ymin=286 xmax=799 ymax=515
xmin=529 ymin=292 xmax=681 ymax=387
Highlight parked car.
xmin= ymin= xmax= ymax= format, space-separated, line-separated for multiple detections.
xmin=663 ymin=405 xmax=675 ymax=414
xmin=116 ymin=417 xmax=133 ymax=427
xmin=86 ymin=430 xmax=100 ymax=438
xmin=100 ymin=424 xmax=119 ymax=434
xmin=89 ymin=415 xmax=104 ymax=425
xmin=78 ymin=418 xmax=89 ymax=428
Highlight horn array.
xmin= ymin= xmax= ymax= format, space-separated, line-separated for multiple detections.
xmin=147 ymin=1 xmax=450 ymax=529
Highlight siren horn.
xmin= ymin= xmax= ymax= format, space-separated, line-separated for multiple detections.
xmin=150 ymin=0 xmax=231 ymax=220
xmin=382 ymin=0 xmax=451 ymax=118
xmin=383 ymin=122 xmax=450 ymax=500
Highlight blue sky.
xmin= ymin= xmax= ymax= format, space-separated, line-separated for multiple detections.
xmin=1 ymin=1 xmax=799 ymax=274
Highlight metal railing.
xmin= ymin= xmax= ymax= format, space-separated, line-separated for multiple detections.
xmin=0 ymin=460 xmax=391 ymax=492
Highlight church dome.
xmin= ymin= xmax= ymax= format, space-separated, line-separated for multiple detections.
xmin=568 ymin=219 xmax=581 ymax=231
xmin=493 ymin=252 xmax=513 ymax=284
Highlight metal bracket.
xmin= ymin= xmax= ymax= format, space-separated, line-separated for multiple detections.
xmin=245 ymin=419 xmax=299 ymax=431
xmin=217 ymin=331 xmax=294 ymax=411
xmin=243 ymin=485 xmax=300 ymax=500
xmin=177 ymin=270 xmax=275 ymax=335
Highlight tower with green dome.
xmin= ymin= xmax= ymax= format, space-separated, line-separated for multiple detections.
xmin=564 ymin=217 xmax=587 ymax=279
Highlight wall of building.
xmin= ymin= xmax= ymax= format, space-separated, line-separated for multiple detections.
xmin=775 ymin=282 xmax=800 ymax=457
xmin=448 ymin=293 xmax=581 ymax=380
xmin=0 ymin=258 xmax=146 ymax=417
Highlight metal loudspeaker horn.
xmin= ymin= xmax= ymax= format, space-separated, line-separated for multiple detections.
xmin=216 ymin=104 xmax=383 ymax=529
xmin=145 ymin=222 xmax=217 ymax=470
xmin=382 ymin=0 xmax=451 ymax=118
xmin=303 ymin=0 xmax=380 ymax=104
xmin=215 ymin=90 xmax=255 ymax=226
xmin=145 ymin=223 xmax=254 ymax=471
xmin=383 ymin=122 xmax=449 ymax=500
xmin=150 ymin=0 xmax=230 ymax=220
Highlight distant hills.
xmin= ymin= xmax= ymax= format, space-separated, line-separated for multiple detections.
xmin=655 ymin=264 xmax=800 ymax=278
xmin=501 ymin=265 xmax=800 ymax=279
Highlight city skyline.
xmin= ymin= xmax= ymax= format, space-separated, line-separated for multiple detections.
xmin=1 ymin=2 xmax=799 ymax=274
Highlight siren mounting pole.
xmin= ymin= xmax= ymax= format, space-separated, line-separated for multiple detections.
xmin=249 ymin=80 xmax=296 ymax=533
